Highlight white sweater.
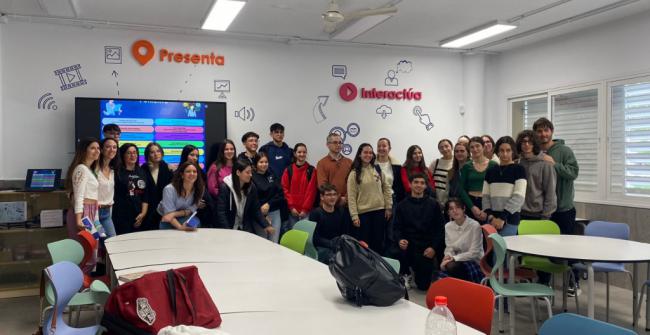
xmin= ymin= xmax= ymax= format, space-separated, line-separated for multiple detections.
xmin=72 ymin=164 xmax=99 ymax=213
xmin=444 ymin=216 xmax=484 ymax=263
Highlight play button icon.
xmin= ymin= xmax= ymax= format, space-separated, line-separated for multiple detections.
xmin=339 ymin=83 xmax=357 ymax=102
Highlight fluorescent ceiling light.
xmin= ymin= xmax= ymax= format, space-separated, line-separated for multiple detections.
xmin=440 ymin=20 xmax=516 ymax=48
xmin=202 ymin=0 xmax=246 ymax=31
xmin=332 ymin=14 xmax=392 ymax=41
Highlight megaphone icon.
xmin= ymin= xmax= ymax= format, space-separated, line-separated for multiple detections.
xmin=234 ymin=107 xmax=255 ymax=122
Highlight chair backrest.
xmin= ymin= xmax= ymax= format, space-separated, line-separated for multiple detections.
xmin=43 ymin=261 xmax=84 ymax=334
xmin=585 ymin=221 xmax=629 ymax=241
xmin=539 ymin=313 xmax=637 ymax=335
xmin=280 ymin=229 xmax=309 ymax=254
xmin=47 ymin=238 xmax=84 ymax=265
xmin=382 ymin=257 xmax=400 ymax=273
xmin=293 ymin=220 xmax=319 ymax=259
xmin=425 ymin=277 xmax=495 ymax=335
xmin=518 ymin=219 xmax=560 ymax=235
xmin=479 ymin=225 xmax=498 ymax=276
xmin=77 ymin=230 xmax=97 ymax=267
xmin=487 ymin=233 xmax=508 ymax=290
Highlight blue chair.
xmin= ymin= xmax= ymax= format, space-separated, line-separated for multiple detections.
xmin=43 ymin=261 xmax=101 ymax=335
xmin=635 ymin=279 xmax=650 ymax=328
xmin=539 ymin=313 xmax=636 ymax=335
xmin=573 ymin=221 xmax=632 ymax=321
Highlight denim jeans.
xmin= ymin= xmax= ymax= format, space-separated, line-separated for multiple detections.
xmin=98 ymin=207 xmax=116 ymax=237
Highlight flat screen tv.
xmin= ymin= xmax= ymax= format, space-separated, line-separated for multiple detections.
xmin=75 ymin=97 xmax=227 ymax=168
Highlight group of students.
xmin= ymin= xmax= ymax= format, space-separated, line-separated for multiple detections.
xmin=66 ymin=117 xmax=579 ymax=292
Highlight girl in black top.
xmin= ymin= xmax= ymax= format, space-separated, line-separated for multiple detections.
xmin=141 ymin=142 xmax=174 ymax=231
xmin=217 ymin=159 xmax=274 ymax=236
xmin=251 ymin=152 xmax=284 ymax=242
xmin=113 ymin=143 xmax=150 ymax=235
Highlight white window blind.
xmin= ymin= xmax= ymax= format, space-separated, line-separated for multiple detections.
xmin=523 ymin=97 xmax=548 ymax=130
xmin=551 ymin=89 xmax=599 ymax=193
xmin=610 ymin=81 xmax=650 ymax=197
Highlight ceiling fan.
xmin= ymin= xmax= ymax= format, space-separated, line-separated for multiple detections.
xmin=321 ymin=0 xmax=398 ymax=33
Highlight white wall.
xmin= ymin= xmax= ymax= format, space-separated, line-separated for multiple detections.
xmin=485 ymin=10 xmax=650 ymax=136
xmin=0 ymin=22 xmax=473 ymax=180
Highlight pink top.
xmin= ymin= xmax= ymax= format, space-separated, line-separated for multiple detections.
xmin=207 ymin=164 xmax=232 ymax=198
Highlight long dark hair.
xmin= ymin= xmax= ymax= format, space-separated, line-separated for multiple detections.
xmin=65 ymin=138 xmax=100 ymax=192
xmin=99 ymin=137 xmax=119 ymax=170
xmin=119 ymin=143 xmax=139 ymax=169
xmin=213 ymin=139 xmax=236 ymax=170
xmin=171 ymin=161 xmax=204 ymax=206
xmin=144 ymin=142 xmax=165 ymax=165
xmin=403 ymin=145 xmax=427 ymax=173
xmin=232 ymin=159 xmax=253 ymax=197
xmin=351 ymin=143 xmax=375 ymax=184
xmin=180 ymin=145 xmax=199 ymax=166
xmin=448 ymin=142 xmax=469 ymax=181
xmin=292 ymin=143 xmax=307 ymax=164
xmin=253 ymin=151 xmax=269 ymax=174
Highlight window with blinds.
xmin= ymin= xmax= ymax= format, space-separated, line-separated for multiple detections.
xmin=551 ymin=89 xmax=599 ymax=193
xmin=510 ymin=96 xmax=547 ymax=137
xmin=610 ymin=80 xmax=650 ymax=197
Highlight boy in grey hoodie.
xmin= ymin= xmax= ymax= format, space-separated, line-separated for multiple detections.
xmin=516 ymin=130 xmax=557 ymax=219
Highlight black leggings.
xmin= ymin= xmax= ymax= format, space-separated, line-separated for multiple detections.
xmin=445 ymin=260 xmax=472 ymax=282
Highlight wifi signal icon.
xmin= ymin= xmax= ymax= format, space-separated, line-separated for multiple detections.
xmin=38 ymin=93 xmax=58 ymax=111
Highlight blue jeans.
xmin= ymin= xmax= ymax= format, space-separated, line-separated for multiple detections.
xmin=98 ymin=207 xmax=116 ymax=237
xmin=499 ymin=223 xmax=518 ymax=237
xmin=254 ymin=210 xmax=282 ymax=243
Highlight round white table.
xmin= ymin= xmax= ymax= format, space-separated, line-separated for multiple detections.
xmin=504 ymin=235 xmax=650 ymax=325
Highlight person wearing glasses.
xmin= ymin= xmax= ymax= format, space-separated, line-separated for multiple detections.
xmin=309 ymin=183 xmax=351 ymax=263
xmin=316 ymin=133 xmax=353 ymax=205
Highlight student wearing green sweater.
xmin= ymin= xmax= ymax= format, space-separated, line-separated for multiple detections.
xmin=458 ymin=136 xmax=498 ymax=223
xmin=347 ymin=143 xmax=393 ymax=253
xmin=533 ymin=118 xmax=579 ymax=235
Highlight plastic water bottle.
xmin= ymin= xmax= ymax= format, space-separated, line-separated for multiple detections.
xmin=425 ymin=296 xmax=457 ymax=335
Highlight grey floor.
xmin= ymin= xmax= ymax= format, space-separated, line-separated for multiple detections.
xmin=0 ymin=280 xmax=648 ymax=335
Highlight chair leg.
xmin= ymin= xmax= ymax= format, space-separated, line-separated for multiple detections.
xmin=550 ymin=274 xmax=555 ymax=306
xmin=543 ymin=297 xmax=553 ymax=319
xmin=494 ymin=295 xmax=504 ymax=333
xmin=606 ymin=272 xmax=610 ymax=322
xmin=529 ymin=297 xmax=539 ymax=332
xmin=636 ymin=283 xmax=647 ymax=324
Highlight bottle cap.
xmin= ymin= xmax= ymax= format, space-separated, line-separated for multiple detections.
xmin=434 ymin=296 xmax=447 ymax=306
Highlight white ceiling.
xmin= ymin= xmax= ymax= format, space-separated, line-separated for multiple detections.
xmin=1 ymin=0 xmax=649 ymax=52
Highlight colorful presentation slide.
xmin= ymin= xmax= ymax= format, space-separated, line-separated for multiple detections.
xmin=100 ymin=99 xmax=207 ymax=166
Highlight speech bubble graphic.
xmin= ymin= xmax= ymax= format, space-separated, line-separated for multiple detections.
xmin=332 ymin=65 xmax=347 ymax=79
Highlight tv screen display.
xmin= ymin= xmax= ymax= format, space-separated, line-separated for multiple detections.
xmin=75 ymin=97 xmax=227 ymax=168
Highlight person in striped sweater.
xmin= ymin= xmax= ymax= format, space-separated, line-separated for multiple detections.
xmin=482 ymin=136 xmax=527 ymax=236
xmin=429 ymin=139 xmax=454 ymax=210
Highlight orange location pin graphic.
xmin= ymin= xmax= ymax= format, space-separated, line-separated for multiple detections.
xmin=132 ymin=40 xmax=155 ymax=66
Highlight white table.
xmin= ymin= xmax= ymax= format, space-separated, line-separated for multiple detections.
xmin=107 ymin=229 xmax=485 ymax=335
xmin=504 ymin=235 xmax=650 ymax=325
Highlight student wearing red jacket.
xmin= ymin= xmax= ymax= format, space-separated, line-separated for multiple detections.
xmin=281 ymin=143 xmax=318 ymax=232
xmin=399 ymin=145 xmax=435 ymax=201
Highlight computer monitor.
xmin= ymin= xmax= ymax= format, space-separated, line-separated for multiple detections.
xmin=25 ymin=169 xmax=61 ymax=192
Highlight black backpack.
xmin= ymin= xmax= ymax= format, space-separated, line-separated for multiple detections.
xmin=329 ymin=235 xmax=407 ymax=307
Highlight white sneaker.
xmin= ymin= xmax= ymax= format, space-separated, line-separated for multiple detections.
xmin=402 ymin=274 xmax=413 ymax=290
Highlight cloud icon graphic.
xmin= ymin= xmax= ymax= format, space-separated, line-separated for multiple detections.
xmin=376 ymin=105 xmax=393 ymax=119
xmin=397 ymin=60 xmax=413 ymax=73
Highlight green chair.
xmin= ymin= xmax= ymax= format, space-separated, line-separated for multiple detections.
xmin=43 ymin=239 xmax=111 ymax=327
xmin=280 ymin=229 xmax=309 ymax=255
xmin=382 ymin=257 xmax=400 ymax=273
xmin=293 ymin=219 xmax=319 ymax=260
xmin=489 ymin=233 xmax=554 ymax=334
xmin=518 ymin=220 xmax=579 ymax=311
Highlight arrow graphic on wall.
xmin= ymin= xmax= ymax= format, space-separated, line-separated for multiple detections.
xmin=312 ymin=95 xmax=328 ymax=124
xmin=112 ymin=70 xmax=119 ymax=96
